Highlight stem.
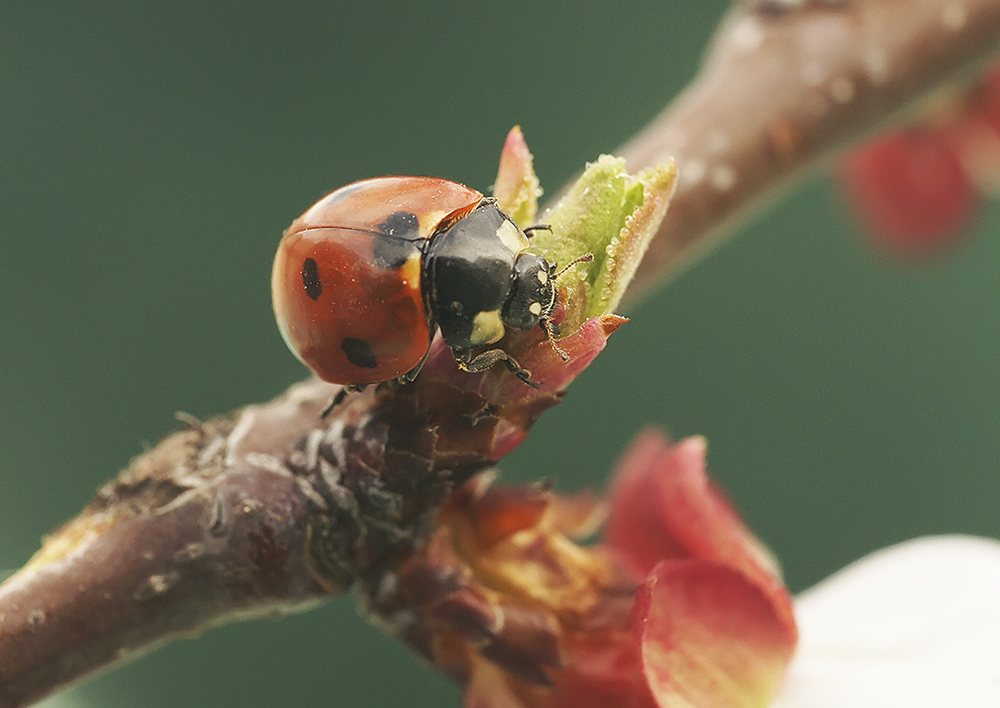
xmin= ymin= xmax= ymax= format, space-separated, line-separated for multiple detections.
xmin=619 ymin=0 xmax=1000 ymax=303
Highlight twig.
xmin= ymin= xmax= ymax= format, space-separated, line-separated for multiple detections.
xmin=620 ymin=0 xmax=1000 ymax=302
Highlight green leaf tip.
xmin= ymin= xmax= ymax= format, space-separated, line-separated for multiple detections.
xmin=493 ymin=138 xmax=676 ymax=333
xmin=493 ymin=126 xmax=541 ymax=227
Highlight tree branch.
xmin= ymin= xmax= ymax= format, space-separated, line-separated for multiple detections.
xmin=619 ymin=0 xmax=1000 ymax=302
xmin=0 ymin=383 xmax=334 ymax=707
xmin=3 ymin=1 xmax=1000 ymax=705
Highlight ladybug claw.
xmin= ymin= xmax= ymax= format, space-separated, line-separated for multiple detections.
xmin=398 ymin=349 xmax=430 ymax=384
xmin=321 ymin=384 xmax=366 ymax=417
xmin=519 ymin=371 xmax=543 ymax=389
xmin=458 ymin=348 xmax=541 ymax=388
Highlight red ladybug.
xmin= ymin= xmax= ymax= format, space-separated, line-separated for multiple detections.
xmin=272 ymin=176 xmax=581 ymax=392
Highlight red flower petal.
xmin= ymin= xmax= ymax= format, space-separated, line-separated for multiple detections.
xmin=441 ymin=430 xmax=798 ymax=708
xmin=838 ymin=129 xmax=977 ymax=256
xmin=637 ymin=561 xmax=797 ymax=708
xmin=604 ymin=431 xmax=782 ymax=594
xmin=544 ymin=642 xmax=659 ymax=708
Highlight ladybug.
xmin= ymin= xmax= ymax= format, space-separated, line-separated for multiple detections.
xmin=272 ymin=176 xmax=588 ymax=393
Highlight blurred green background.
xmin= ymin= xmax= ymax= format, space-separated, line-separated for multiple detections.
xmin=3 ymin=2 xmax=999 ymax=707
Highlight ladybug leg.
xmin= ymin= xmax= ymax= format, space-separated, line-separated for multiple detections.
xmin=397 ymin=347 xmax=431 ymax=385
xmin=321 ymin=383 xmax=367 ymax=417
xmin=522 ymin=224 xmax=552 ymax=237
xmin=539 ymin=317 xmax=570 ymax=361
xmin=456 ymin=348 xmax=541 ymax=389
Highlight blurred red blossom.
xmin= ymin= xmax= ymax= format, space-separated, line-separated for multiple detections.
xmin=838 ymin=65 xmax=1000 ymax=258
xmin=374 ymin=430 xmax=797 ymax=708
xmin=838 ymin=129 xmax=976 ymax=255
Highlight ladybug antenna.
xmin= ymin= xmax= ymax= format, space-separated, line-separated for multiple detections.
xmin=552 ymin=252 xmax=594 ymax=280
xmin=538 ymin=252 xmax=594 ymax=363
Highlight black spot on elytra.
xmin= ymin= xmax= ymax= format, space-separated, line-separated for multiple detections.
xmin=374 ymin=212 xmax=420 ymax=270
xmin=302 ymin=258 xmax=322 ymax=300
xmin=378 ymin=210 xmax=420 ymax=238
xmin=342 ymin=337 xmax=378 ymax=369
xmin=373 ymin=233 xmax=420 ymax=270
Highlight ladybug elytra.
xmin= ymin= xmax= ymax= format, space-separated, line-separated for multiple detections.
xmin=272 ymin=176 xmax=584 ymax=392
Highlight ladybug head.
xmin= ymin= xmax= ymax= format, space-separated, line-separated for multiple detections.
xmin=502 ymin=253 xmax=557 ymax=332
xmin=502 ymin=251 xmax=594 ymax=363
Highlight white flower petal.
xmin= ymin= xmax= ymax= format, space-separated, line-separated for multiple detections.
xmin=774 ymin=535 xmax=1000 ymax=708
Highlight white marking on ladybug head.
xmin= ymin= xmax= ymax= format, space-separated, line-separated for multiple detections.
xmin=537 ymin=269 xmax=548 ymax=285
xmin=529 ymin=302 xmax=543 ymax=316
